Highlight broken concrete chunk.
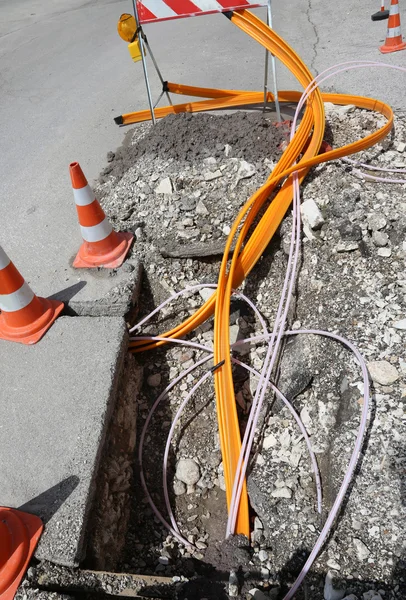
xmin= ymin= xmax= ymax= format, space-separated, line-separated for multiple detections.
xmin=353 ymin=538 xmax=370 ymax=561
xmin=301 ymin=199 xmax=325 ymax=230
xmin=155 ymin=177 xmax=173 ymax=194
xmin=367 ymin=361 xmax=399 ymax=385
xmin=204 ymin=170 xmax=223 ymax=181
xmin=392 ymin=318 xmax=406 ymax=330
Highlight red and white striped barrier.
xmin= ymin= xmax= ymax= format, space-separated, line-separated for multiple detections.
xmin=136 ymin=0 xmax=267 ymax=24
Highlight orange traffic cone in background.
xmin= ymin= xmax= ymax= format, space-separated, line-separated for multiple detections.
xmin=380 ymin=0 xmax=406 ymax=52
xmin=0 ymin=246 xmax=63 ymax=344
xmin=0 ymin=507 xmax=43 ymax=600
xmin=372 ymin=0 xmax=389 ymax=20
xmin=70 ymin=162 xmax=134 ymax=269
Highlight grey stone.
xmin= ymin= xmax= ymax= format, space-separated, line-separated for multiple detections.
xmin=196 ymin=200 xmax=209 ymax=215
xmin=236 ymin=160 xmax=256 ymax=182
xmin=263 ymin=433 xmax=277 ymax=450
xmin=300 ymin=199 xmax=325 ymax=229
xmin=155 ymin=177 xmax=173 ymax=194
xmin=258 ymin=550 xmax=268 ymax=562
xmin=276 ymin=334 xmax=323 ymax=407
xmin=204 ymin=170 xmax=222 ymax=181
xmin=324 ymin=571 xmax=346 ymax=600
xmin=393 ymin=318 xmax=406 ymax=330
xmin=175 ymin=459 xmax=200 ymax=486
xmin=51 ymin=257 xmax=142 ymax=317
xmin=271 ymin=487 xmax=292 ymax=499
xmin=147 ymin=373 xmax=161 ymax=387
xmin=248 ymin=589 xmax=269 ymax=600
xmin=353 ymin=538 xmax=370 ymax=561
xmin=372 ymin=231 xmax=389 ymax=247
xmin=377 ymin=247 xmax=391 ymax=258
xmin=368 ymin=360 xmax=399 ymax=385
xmin=336 ymin=241 xmax=359 ymax=252
xmin=367 ymin=213 xmax=387 ymax=232
xmin=173 ymin=480 xmax=186 ymax=496
xmin=338 ymin=220 xmax=362 ymax=242
xmin=0 ymin=316 xmax=127 ymax=566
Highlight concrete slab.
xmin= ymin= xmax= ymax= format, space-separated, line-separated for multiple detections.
xmin=0 ymin=316 xmax=127 ymax=567
xmin=49 ymin=256 xmax=142 ymax=317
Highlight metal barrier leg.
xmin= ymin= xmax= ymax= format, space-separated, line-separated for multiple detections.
xmin=132 ymin=0 xmax=156 ymax=124
xmin=263 ymin=0 xmax=281 ymax=122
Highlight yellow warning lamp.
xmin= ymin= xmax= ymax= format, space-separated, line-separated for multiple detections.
xmin=117 ymin=13 xmax=143 ymax=63
xmin=117 ymin=13 xmax=137 ymax=42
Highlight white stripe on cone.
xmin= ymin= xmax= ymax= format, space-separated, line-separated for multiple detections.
xmin=80 ymin=217 xmax=113 ymax=243
xmin=0 ymin=247 xmax=11 ymax=271
xmin=390 ymin=4 xmax=400 ymax=14
xmin=73 ymin=185 xmax=96 ymax=207
xmin=388 ymin=25 xmax=402 ymax=37
xmin=0 ymin=281 xmax=35 ymax=312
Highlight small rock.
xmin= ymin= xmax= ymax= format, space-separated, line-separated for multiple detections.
xmin=372 ymin=231 xmax=389 ymax=247
xmin=324 ymin=571 xmax=346 ymax=600
xmin=106 ymin=151 xmax=115 ymax=162
xmin=196 ymin=200 xmax=209 ymax=215
xmin=254 ymin=516 xmax=263 ymax=530
xmin=368 ymin=360 xmax=399 ymax=385
xmin=204 ymin=170 xmax=222 ymax=181
xmin=367 ymin=213 xmax=386 ymax=231
xmin=363 ymin=593 xmax=383 ymax=600
xmin=338 ymin=104 xmax=355 ymax=115
xmin=155 ymin=177 xmax=173 ymax=194
xmin=338 ymin=220 xmax=362 ymax=242
xmin=173 ymin=480 xmax=186 ymax=496
xmin=393 ymin=318 xmax=406 ymax=330
xmin=236 ymin=160 xmax=256 ymax=182
xmin=229 ymin=571 xmax=239 ymax=597
xmin=248 ymin=589 xmax=269 ymax=600
xmin=256 ymin=453 xmax=265 ymax=465
xmin=396 ymin=141 xmax=406 ymax=152
xmin=217 ymin=472 xmax=226 ymax=491
xmin=341 ymin=596 xmax=358 ymax=600
xmin=301 ymin=199 xmax=325 ymax=230
xmin=158 ymin=556 xmax=169 ymax=565
xmin=271 ymin=487 xmax=292 ymax=499
xmin=336 ymin=241 xmax=359 ymax=252
xmin=199 ymin=287 xmax=215 ymax=302
xmin=258 ymin=550 xmax=268 ymax=562
xmin=147 ymin=373 xmax=161 ymax=387
xmin=224 ymin=144 xmax=232 ymax=157
xmin=176 ymin=459 xmax=201 ymax=486
xmin=377 ymin=247 xmax=391 ymax=258
xmin=353 ymin=538 xmax=370 ymax=561
xmin=263 ymin=433 xmax=277 ymax=450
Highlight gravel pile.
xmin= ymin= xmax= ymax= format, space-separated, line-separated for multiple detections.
xmin=26 ymin=107 xmax=406 ymax=599
xmin=101 ymin=107 xmax=405 ymax=600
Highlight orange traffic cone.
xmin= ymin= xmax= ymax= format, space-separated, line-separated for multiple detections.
xmin=380 ymin=0 xmax=406 ymax=53
xmin=0 ymin=246 xmax=64 ymax=345
xmin=70 ymin=162 xmax=134 ymax=269
xmin=0 ymin=507 xmax=43 ymax=600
